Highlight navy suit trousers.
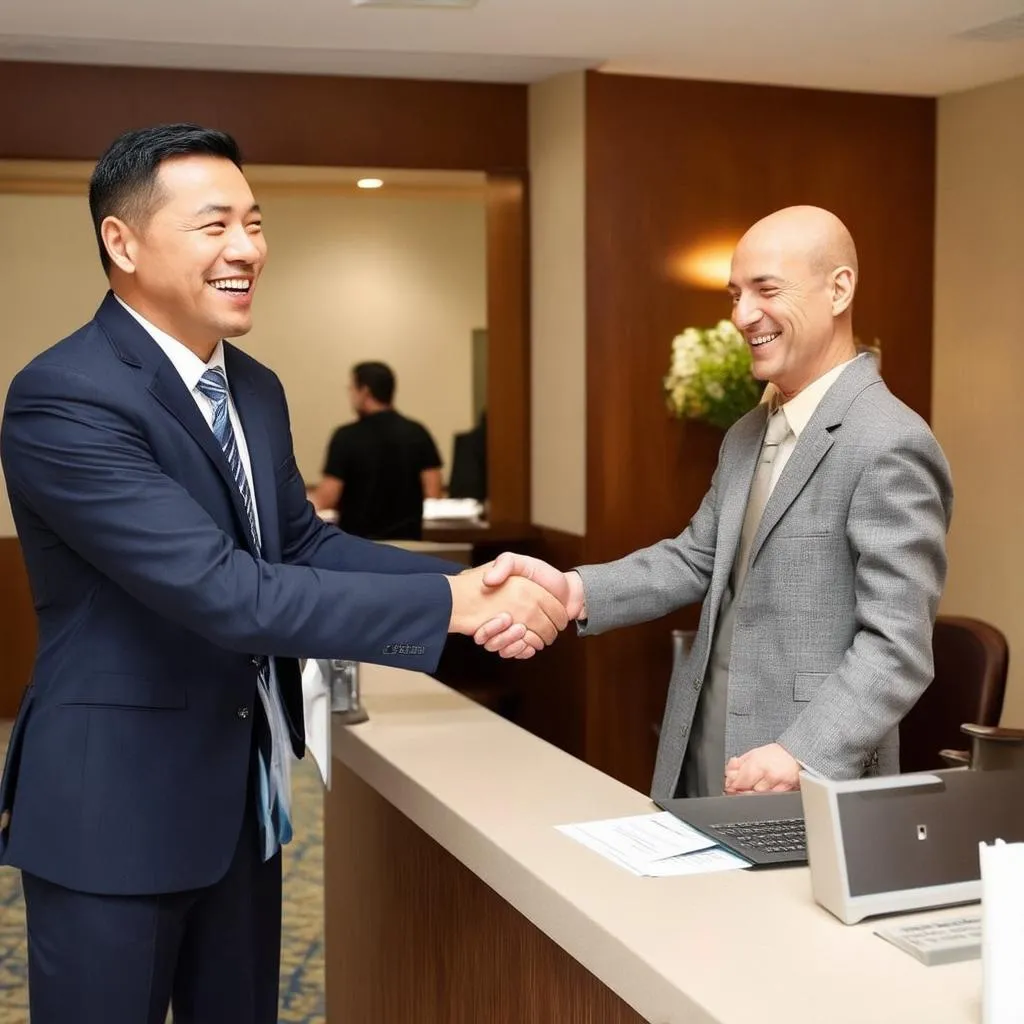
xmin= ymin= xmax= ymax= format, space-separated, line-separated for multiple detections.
xmin=22 ymin=782 xmax=281 ymax=1024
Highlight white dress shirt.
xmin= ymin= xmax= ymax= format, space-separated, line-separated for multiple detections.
xmin=767 ymin=357 xmax=858 ymax=496
xmin=116 ymin=297 xmax=297 ymax=804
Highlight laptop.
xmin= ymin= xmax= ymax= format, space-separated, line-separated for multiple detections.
xmin=656 ymin=791 xmax=807 ymax=867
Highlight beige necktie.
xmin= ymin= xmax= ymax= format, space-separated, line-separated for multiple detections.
xmin=732 ymin=409 xmax=792 ymax=594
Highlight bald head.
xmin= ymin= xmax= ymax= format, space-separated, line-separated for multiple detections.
xmin=738 ymin=205 xmax=858 ymax=281
xmin=728 ymin=206 xmax=860 ymax=399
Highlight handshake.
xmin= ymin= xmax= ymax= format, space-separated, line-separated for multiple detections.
xmin=446 ymin=553 xmax=586 ymax=659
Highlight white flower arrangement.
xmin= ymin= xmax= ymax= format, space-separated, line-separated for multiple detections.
xmin=664 ymin=319 xmax=764 ymax=430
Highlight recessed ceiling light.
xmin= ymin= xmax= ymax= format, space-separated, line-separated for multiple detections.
xmin=352 ymin=0 xmax=478 ymax=8
xmin=357 ymin=178 xmax=384 ymax=189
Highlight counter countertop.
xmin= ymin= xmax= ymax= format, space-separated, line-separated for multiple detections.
xmin=330 ymin=665 xmax=980 ymax=1024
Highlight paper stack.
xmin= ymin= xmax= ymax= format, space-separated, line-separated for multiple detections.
xmin=556 ymin=811 xmax=750 ymax=877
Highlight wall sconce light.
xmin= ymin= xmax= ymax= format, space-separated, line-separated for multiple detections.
xmin=667 ymin=235 xmax=740 ymax=290
xmin=356 ymin=177 xmax=384 ymax=190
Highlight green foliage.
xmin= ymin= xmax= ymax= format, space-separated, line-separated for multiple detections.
xmin=664 ymin=320 xmax=764 ymax=430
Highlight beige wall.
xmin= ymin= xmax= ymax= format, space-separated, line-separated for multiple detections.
xmin=247 ymin=194 xmax=485 ymax=482
xmin=529 ymin=72 xmax=587 ymax=536
xmin=934 ymin=73 xmax=1024 ymax=723
xmin=0 ymin=189 xmax=486 ymax=537
xmin=0 ymin=194 xmax=107 ymax=536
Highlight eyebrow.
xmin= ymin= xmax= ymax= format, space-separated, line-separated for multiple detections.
xmin=193 ymin=203 xmax=261 ymax=218
xmin=727 ymin=274 xmax=783 ymax=291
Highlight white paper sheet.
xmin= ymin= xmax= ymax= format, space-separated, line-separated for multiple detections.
xmin=556 ymin=812 xmax=751 ymax=876
xmin=643 ymin=846 xmax=752 ymax=877
xmin=301 ymin=658 xmax=331 ymax=789
xmin=422 ymin=497 xmax=484 ymax=521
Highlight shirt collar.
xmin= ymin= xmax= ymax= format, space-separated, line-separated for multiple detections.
xmin=116 ymin=296 xmax=226 ymax=393
xmin=771 ymin=357 xmax=858 ymax=438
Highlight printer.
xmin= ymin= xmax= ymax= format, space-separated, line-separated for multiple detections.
xmin=801 ymin=725 xmax=1024 ymax=924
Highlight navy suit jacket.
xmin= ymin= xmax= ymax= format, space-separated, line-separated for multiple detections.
xmin=0 ymin=293 xmax=461 ymax=895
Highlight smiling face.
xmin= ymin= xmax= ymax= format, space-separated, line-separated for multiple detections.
xmin=101 ymin=154 xmax=266 ymax=359
xmin=727 ymin=207 xmax=858 ymax=399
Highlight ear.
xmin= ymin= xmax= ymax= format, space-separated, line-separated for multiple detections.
xmin=100 ymin=216 xmax=139 ymax=275
xmin=831 ymin=265 xmax=855 ymax=316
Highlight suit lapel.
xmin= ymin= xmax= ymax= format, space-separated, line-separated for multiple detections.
xmin=747 ymin=428 xmax=834 ymax=566
xmin=148 ymin=363 xmax=261 ymax=558
xmin=95 ymin=292 xmax=260 ymax=557
xmin=746 ymin=354 xmax=881 ymax=568
xmin=150 ymin=362 xmax=264 ymax=557
xmin=224 ymin=345 xmax=281 ymax=563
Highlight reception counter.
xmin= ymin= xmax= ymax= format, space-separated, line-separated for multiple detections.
xmin=324 ymin=666 xmax=981 ymax=1023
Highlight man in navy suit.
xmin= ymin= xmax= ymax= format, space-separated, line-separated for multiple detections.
xmin=0 ymin=123 xmax=565 ymax=1023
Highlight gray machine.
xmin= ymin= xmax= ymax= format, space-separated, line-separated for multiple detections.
xmin=801 ymin=766 xmax=1024 ymax=924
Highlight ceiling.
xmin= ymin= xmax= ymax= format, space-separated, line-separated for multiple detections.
xmin=2 ymin=0 xmax=1023 ymax=97
xmin=0 ymin=159 xmax=487 ymax=198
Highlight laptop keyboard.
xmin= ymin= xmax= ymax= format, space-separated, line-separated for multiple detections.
xmin=711 ymin=818 xmax=806 ymax=854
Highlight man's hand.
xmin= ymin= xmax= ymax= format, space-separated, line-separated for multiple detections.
xmin=446 ymin=571 xmax=569 ymax=659
xmin=724 ymin=743 xmax=801 ymax=794
xmin=471 ymin=553 xmax=585 ymax=658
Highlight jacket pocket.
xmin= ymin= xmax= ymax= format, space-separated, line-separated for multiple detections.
xmin=59 ymin=673 xmax=187 ymax=710
xmin=793 ymin=672 xmax=829 ymax=702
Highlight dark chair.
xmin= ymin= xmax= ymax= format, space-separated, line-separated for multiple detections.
xmin=448 ymin=415 xmax=487 ymax=502
xmin=900 ymin=615 xmax=1010 ymax=773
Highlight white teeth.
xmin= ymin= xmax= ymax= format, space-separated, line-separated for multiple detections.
xmin=210 ymin=278 xmax=251 ymax=292
xmin=750 ymin=332 xmax=779 ymax=347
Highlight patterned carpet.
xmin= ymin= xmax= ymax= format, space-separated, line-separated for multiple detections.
xmin=0 ymin=721 xmax=326 ymax=1023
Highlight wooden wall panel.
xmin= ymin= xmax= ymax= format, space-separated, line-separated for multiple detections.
xmin=429 ymin=528 xmax=587 ymax=762
xmin=0 ymin=539 xmax=36 ymax=718
xmin=485 ymin=173 xmax=531 ymax=524
xmin=325 ymin=757 xmax=646 ymax=1024
xmin=517 ymin=527 xmax=587 ymax=760
xmin=582 ymin=72 xmax=937 ymax=790
xmin=0 ymin=61 xmax=527 ymax=171
xmin=0 ymin=60 xmax=529 ymax=715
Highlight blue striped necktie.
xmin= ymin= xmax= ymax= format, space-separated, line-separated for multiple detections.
xmin=195 ymin=366 xmax=292 ymax=860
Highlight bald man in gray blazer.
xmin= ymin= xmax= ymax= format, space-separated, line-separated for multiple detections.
xmin=478 ymin=206 xmax=953 ymax=800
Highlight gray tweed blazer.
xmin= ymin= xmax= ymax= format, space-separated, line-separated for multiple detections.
xmin=576 ymin=355 xmax=953 ymax=799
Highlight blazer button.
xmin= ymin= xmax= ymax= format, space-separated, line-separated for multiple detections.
xmin=237 ymin=705 xmax=250 ymax=720
xmin=250 ymin=656 xmax=260 ymax=667
xmin=691 ymin=678 xmax=701 ymax=692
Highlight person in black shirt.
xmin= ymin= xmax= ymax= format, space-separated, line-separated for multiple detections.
xmin=311 ymin=361 xmax=443 ymax=540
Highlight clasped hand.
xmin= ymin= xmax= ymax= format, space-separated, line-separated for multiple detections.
xmin=447 ymin=552 xmax=584 ymax=659
xmin=724 ymin=743 xmax=801 ymax=794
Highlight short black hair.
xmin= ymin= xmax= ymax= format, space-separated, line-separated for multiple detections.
xmin=88 ymin=123 xmax=243 ymax=274
xmin=353 ymin=362 xmax=396 ymax=405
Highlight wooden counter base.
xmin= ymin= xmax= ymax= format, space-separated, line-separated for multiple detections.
xmin=324 ymin=759 xmax=646 ymax=1024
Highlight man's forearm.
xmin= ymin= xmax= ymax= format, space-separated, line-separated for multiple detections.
xmin=574 ymin=539 xmax=712 ymax=636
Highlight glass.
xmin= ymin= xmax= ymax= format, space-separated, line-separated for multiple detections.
xmin=324 ymin=659 xmax=368 ymax=725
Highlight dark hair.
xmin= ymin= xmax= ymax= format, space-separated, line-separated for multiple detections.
xmin=353 ymin=362 xmax=396 ymax=405
xmin=88 ymin=123 xmax=243 ymax=274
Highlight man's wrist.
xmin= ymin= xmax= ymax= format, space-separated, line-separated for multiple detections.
xmin=446 ymin=574 xmax=472 ymax=633
xmin=567 ymin=570 xmax=587 ymax=621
